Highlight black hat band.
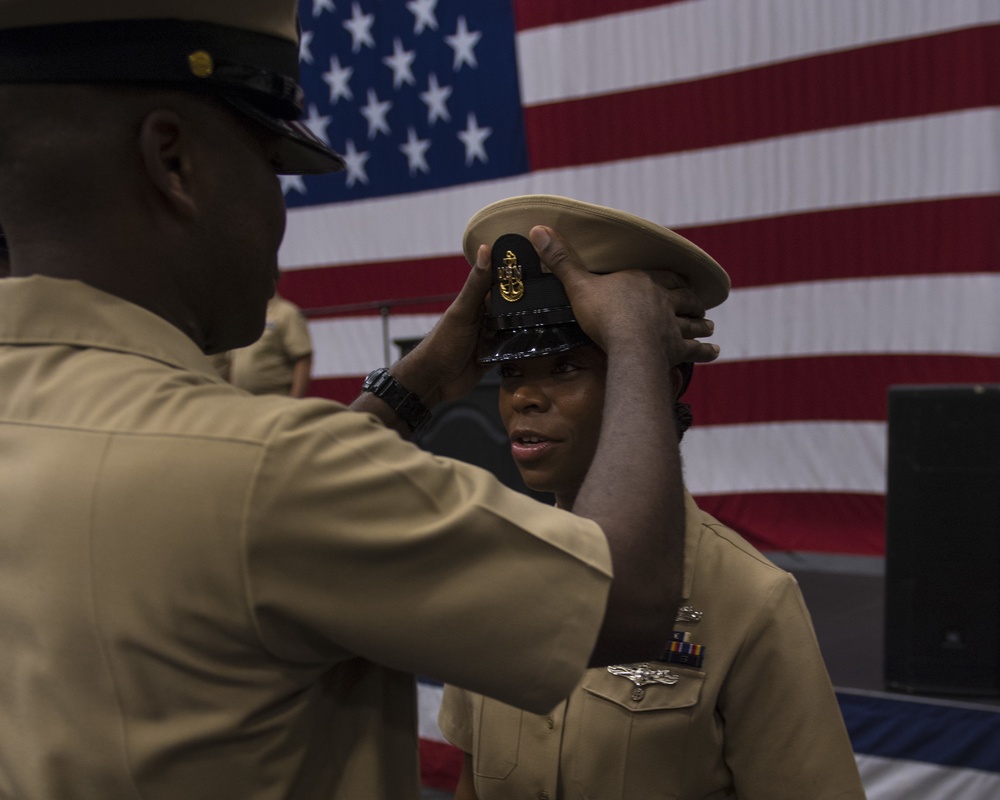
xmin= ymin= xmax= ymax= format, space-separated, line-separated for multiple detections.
xmin=0 ymin=18 xmax=302 ymax=119
xmin=484 ymin=305 xmax=578 ymax=332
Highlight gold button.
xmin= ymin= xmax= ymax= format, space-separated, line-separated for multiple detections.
xmin=188 ymin=50 xmax=214 ymax=78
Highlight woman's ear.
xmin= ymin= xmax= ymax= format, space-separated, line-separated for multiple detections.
xmin=138 ymin=109 xmax=197 ymax=219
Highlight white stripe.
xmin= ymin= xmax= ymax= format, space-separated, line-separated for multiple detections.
xmin=517 ymin=0 xmax=1000 ymax=105
xmin=712 ymin=275 xmax=1000 ymax=362
xmin=680 ymin=421 xmax=886 ymax=495
xmin=310 ymin=313 xmax=440 ymax=376
xmin=281 ymin=109 xmax=1000 ymax=269
xmin=765 ymin=552 xmax=885 ymax=576
xmin=856 ymin=753 xmax=1000 ymax=800
xmin=417 ymin=681 xmax=447 ymax=743
xmin=306 ymin=274 xmax=1000 ymax=379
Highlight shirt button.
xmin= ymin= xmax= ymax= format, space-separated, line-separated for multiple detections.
xmin=539 ymin=793 xmax=549 ymax=800
xmin=546 ymin=716 xmax=555 ymax=729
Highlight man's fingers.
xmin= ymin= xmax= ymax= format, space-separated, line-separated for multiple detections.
xmin=684 ymin=340 xmax=721 ymax=364
xmin=447 ymin=244 xmax=492 ymax=323
xmin=677 ymin=315 xmax=715 ymax=339
xmin=661 ymin=284 xmax=706 ymax=319
xmin=529 ymin=225 xmax=582 ymax=279
xmin=524 ymin=226 xmax=720 ymax=366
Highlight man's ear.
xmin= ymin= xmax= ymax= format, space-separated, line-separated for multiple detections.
xmin=138 ymin=109 xmax=196 ymax=219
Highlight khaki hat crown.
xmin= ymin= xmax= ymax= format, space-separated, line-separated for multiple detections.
xmin=463 ymin=194 xmax=731 ymax=310
xmin=464 ymin=195 xmax=731 ymax=364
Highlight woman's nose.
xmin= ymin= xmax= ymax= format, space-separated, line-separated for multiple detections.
xmin=510 ymin=381 xmax=549 ymax=412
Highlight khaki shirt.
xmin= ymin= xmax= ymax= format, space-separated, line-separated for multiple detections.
xmin=230 ymin=294 xmax=313 ymax=395
xmin=0 ymin=276 xmax=612 ymax=800
xmin=440 ymin=494 xmax=867 ymax=800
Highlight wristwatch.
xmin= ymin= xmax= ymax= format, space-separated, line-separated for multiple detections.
xmin=361 ymin=368 xmax=431 ymax=431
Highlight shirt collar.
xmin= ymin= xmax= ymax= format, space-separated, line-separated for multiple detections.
xmin=682 ymin=490 xmax=705 ymax=601
xmin=0 ymin=275 xmax=219 ymax=377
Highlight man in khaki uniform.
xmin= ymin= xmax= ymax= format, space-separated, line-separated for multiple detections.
xmin=440 ymin=196 xmax=866 ymax=800
xmin=0 ymin=3 xmax=720 ymax=799
xmin=230 ymin=291 xmax=314 ymax=397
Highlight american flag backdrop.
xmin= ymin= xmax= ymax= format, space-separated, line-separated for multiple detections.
xmin=276 ymin=1 xmax=1000 ymax=794
xmin=281 ymin=0 xmax=1000 ymax=559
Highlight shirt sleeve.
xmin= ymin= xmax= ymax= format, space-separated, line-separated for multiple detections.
xmin=277 ymin=301 xmax=313 ymax=361
xmin=243 ymin=403 xmax=613 ymax=714
xmin=719 ymin=573 xmax=867 ymax=800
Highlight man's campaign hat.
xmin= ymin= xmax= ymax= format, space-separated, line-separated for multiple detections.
xmin=463 ymin=195 xmax=731 ymax=368
xmin=0 ymin=0 xmax=344 ymax=174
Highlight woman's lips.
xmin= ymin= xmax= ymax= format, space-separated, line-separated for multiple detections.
xmin=509 ymin=433 xmax=557 ymax=462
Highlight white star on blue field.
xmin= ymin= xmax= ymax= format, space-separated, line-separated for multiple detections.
xmin=285 ymin=0 xmax=527 ymax=206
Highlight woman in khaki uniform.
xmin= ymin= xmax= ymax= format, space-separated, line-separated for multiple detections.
xmin=439 ymin=196 xmax=867 ymax=800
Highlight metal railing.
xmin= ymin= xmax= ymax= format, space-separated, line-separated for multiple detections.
xmin=301 ymin=292 xmax=458 ymax=367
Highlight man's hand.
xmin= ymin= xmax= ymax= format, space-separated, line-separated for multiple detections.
xmin=528 ymin=225 xmax=719 ymax=368
xmin=522 ymin=224 xmax=719 ymax=665
xmin=386 ymin=246 xmax=492 ymax=409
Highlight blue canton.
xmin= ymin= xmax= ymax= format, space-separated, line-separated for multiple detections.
xmin=285 ymin=0 xmax=528 ymax=206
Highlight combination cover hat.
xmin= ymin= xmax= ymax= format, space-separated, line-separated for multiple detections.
xmin=463 ymin=194 xmax=731 ymax=364
xmin=0 ymin=0 xmax=344 ymax=174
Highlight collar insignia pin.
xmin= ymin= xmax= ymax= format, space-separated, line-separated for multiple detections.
xmin=607 ymin=663 xmax=679 ymax=687
xmin=676 ymin=604 xmax=703 ymax=623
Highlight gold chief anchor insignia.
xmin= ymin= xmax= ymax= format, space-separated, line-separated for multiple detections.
xmin=499 ymin=250 xmax=524 ymax=302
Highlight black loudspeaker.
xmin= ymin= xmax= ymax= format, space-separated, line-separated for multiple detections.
xmin=884 ymin=385 xmax=1000 ymax=697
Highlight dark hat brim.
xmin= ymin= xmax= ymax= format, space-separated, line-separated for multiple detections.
xmin=223 ymin=97 xmax=344 ymax=174
xmin=479 ymin=322 xmax=594 ymax=364
xmin=0 ymin=16 xmax=345 ymax=175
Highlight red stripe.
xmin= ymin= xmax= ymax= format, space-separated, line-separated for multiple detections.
xmin=695 ymin=492 xmax=886 ymax=555
xmin=306 ymin=376 xmax=364 ymax=404
xmin=419 ymin=738 xmax=463 ymax=792
xmin=675 ymin=198 xmax=1000 ymax=290
xmin=524 ymin=26 xmax=1000 ymax=170
xmin=279 ymin=256 xmax=468 ymax=316
xmin=686 ymin=355 xmax=1000 ymax=426
xmin=282 ymin=196 xmax=1000 ymax=316
xmin=512 ymin=0 xmax=688 ymax=32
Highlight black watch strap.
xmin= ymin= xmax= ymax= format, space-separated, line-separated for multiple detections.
xmin=362 ymin=368 xmax=431 ymax=431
